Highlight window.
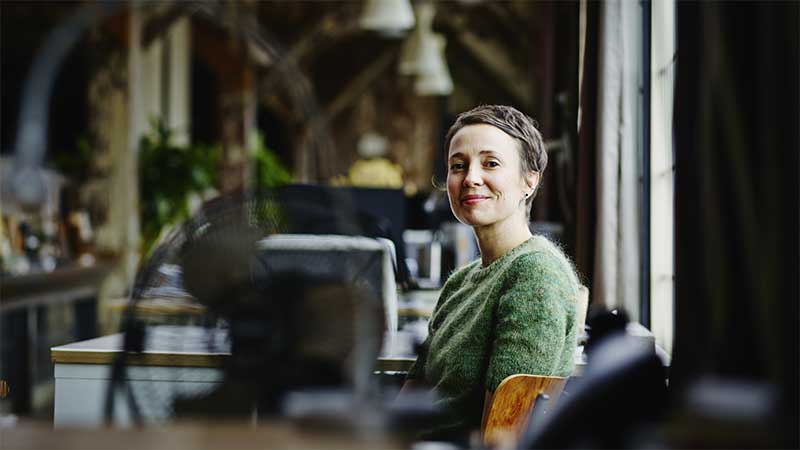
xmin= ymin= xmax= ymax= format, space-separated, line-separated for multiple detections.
xmin=648 ymin=0 xmax=675 ymax=356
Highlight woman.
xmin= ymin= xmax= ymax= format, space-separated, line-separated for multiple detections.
xmin=402 ymin=105 xmax=580 ymax=442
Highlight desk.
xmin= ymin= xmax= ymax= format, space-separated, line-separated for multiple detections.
xmin=52 ymin=335 xmax=587 ymax=428
xmin=51 ymin=326 xmax=421 ymax=427
xmin=52 ymin=326 xmax=227 ymax=427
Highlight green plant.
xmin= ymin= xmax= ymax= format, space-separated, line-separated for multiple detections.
xmin=251 ymin=132 xmax=292 ymax=189
xmin=139 ymin=119 xmax=221 ymax=255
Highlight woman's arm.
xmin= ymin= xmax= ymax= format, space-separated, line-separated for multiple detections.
xmin=485 ymin=252 xmax=575 ymax=392
xmin=396 ymin=332 xmax=430 ymax=398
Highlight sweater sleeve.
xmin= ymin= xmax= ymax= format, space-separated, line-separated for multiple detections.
xmin=405 ymin=336 xmax=429 ymax=381
xmin=485 ymin=252 xmax=571 ymax=392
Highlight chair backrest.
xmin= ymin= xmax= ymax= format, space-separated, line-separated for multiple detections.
xmin=481 ymin=374 xmax=568 ymax=447
xmin=576 ymin=285 xmax=590 ymax=337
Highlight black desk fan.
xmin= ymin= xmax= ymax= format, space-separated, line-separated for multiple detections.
xmin=107 ymin=190 xmax=388 ymax=424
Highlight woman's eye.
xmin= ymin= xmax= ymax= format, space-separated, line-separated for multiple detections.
xmin=485 ymin=160 xmax=500 ymax=168
xmin=450 ymin=163 xmax=465 ymax=171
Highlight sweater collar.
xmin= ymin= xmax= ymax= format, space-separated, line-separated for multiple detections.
xmin=469 ymin=236 xmax=537 ymax=281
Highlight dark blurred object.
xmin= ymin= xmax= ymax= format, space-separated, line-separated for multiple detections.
xmin=277 ymin=184 xmax=411 ymax=288
xmin=112 ymin=191 xmax=438 ymax=438
xmin=117 ymin=190 xmax=387 ymax=421
xmin=519 ymin=309 xmax=668 ymax=449
xmin=405 ymin=190 xmax=456 ymax=231
xmin=420 ymin=190 xmax=457 ymax=231
xmin=404 ymin=192 xmax=431 ymax=230
xmin=3 ymin=416 xmax=413 ymax=449
xmin=174 ymin=275 xmax=379 ymax=418
xmin=672 ymin=1 xmax=798 ymax=447
xmin=583 ymin=306 xmax=628 ymax=355
xmin=530 ymin=221 xmax=564 ymax=244
xmin=663 ymin=376 xmax=790 ymax=449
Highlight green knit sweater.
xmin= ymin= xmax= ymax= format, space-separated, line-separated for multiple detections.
xmin=406 ymin=235 xmax=579 ymax=439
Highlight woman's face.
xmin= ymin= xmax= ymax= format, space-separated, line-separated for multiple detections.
xmin=446 ymin=124 xmax=537 ymax=230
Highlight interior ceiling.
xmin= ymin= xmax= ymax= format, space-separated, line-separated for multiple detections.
xmin=3 ymin=0 xmax=541 ymax=96
xmin=252 ymin=0 xmax=541 ymax=112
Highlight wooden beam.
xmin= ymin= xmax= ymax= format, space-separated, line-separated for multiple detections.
xmin=291 ymin=47 xmax=396 ymax=182
xmin=324 ymin=47 xmax=398 ymax=121
xmin=453 ymin=28 xmax=532 ymax=108
xmin=259 ymin=12 xmax=357 ymax=97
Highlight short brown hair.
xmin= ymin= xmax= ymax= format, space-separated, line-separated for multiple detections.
xmin=443 ymin=105 xmax=547 ymax=211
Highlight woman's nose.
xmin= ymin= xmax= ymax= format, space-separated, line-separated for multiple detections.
xmin=464 ymin=166 xmax=483 ymax=186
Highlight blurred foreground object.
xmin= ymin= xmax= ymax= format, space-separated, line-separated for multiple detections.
xmin=517 ymin=309 xmax=668 ymax=448
xmin=663 ymin=377 xmax=788 ymax=449
xmin=105 ymin=191 xmax=439 ymax=438
xmin=6 ymin=420 xmax=406 ymax=449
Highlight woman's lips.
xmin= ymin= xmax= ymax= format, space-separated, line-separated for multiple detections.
xmin=462 ymin=195 xmax=489 ymax=205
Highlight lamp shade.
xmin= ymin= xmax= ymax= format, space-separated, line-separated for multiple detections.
xmin=398 ymin=2 xmax=435 ymax=74
xmin=359 ymin=0 xmax=415 ymax=36
xmin=398 ymin=30 xmax=421 ymax=75
xmin=414 ymin=34 xmax=453 ymax=96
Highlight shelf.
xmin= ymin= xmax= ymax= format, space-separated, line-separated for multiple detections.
xmin=0 ymin=262 xmax=113 ymax=312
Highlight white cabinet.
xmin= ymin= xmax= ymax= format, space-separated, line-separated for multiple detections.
xmin=51 ymin=328 xmax=226 ymax=427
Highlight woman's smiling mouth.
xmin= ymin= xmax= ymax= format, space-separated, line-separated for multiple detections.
xmin=462 ymin=195 xmax=490 ymax=205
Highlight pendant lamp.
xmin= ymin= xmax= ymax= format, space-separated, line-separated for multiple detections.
xmin=359 ymin=0 xmax=416 ymax=37
xmin=413 ymin=33 xmax=453 ymax=96
xmin=398 ymin=2 xmax=435 ymax=75
xmin=398 ymin=2 xmax=453 ymax=95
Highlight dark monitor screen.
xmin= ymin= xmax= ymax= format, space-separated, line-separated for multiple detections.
xmin=275 ymin=184 xmax=409 ymax=286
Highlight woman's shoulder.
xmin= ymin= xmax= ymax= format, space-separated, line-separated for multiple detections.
xmin=508 ymin=236 xmax=580 ymax=289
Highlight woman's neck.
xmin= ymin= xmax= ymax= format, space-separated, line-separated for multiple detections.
xmin=473 ymin=217 xmax=533 ymax=267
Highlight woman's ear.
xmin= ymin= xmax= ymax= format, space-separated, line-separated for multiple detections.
xmin=525 ymin=172 xmax=540 ymax=197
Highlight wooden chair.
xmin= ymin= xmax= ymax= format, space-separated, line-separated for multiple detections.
xmin=481 ymin=374 xmax=568 ymax=447
xmin=481 ymin=286 xmax=588 ymax=447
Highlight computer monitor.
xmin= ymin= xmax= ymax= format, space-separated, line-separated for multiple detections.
xmin=275 ymin=184 xmax=410 ymax=287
